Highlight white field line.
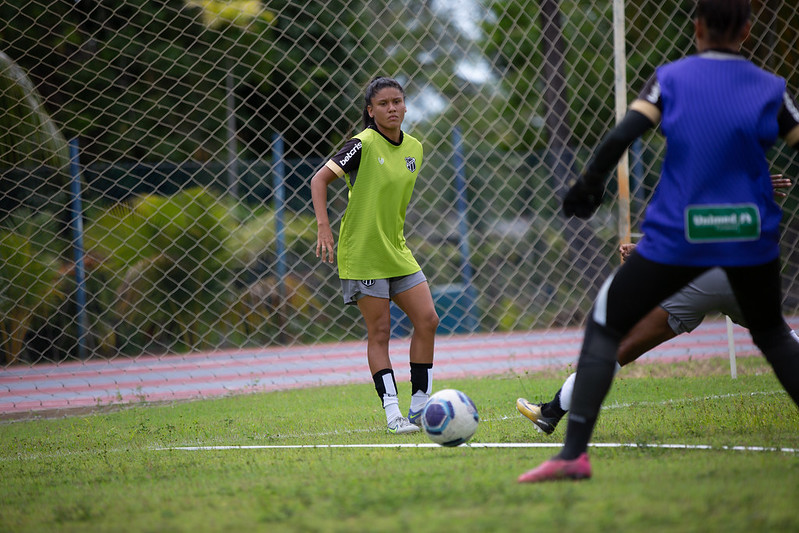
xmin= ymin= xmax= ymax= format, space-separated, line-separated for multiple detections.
xmin=157 ymin=389 xmax=796 ymax=453
xmin=2 ymin=389 xmax=793 ymax=461
xmin=598 ymin=389 xmax=785 ymax=411
xmin=158 ymin=443 xmax=799 ymax=453
xmin=236 ymin=389 xmax=787 ymax=441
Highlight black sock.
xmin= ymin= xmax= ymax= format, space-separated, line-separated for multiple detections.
xmin=373 ymin=368 xmax=397 ymax=400
xmin=410 ymin=362 xmax=433 ymax=395
xmin=541 ymin=389 xmax=567 ymax=419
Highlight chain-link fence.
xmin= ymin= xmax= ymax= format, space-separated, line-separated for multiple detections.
xmin=1 ymin=0 xmax=798 ymax=370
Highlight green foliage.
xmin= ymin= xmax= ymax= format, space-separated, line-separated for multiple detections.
xmin=481 ymin=0 xmax=547 ymax=150
xmin=83 ymin=202 xmax=154 ymax=272
xmin=626 ymin=0 xmax=694 ymax=79
xmin=3 ymin=0 xmax=797 ymax=363
xmin=2 ymin=0 xmax=797 ymax=165
xmin=0 ymin=0 xmax=278 ymax=162
xmin=1 ymin=360 xmax=798 ymax=532
xmin=79 ymin=187 xmax=325 ymax=356
xmin=107 ymin=188 xmax=236 ymax=352
xmin=0 ymin=208 xmax=129 ymax=362
xmin=0 ymin=181 xmax=328 ymax=362
xmin=481 ymin=0 xmax=618 ymax=150
xmin=478 ymin=0 xmax=799 ymax=152
xmin=0 ymin=217 xmax=65 ymax=363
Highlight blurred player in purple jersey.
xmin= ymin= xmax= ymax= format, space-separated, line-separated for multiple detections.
xmin=519 ymin=0 xmax=799 ymax=482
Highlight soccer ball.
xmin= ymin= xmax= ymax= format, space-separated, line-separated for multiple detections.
xmin=421 ymin=389 xmax=479 ymax=447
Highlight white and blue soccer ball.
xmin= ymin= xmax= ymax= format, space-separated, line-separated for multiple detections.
xmin=421 ymin=389 xmax=479 ymax=447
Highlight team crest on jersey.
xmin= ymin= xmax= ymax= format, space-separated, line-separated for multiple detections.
xmin=361 ymin=279 xmax=375 ymax=287
xmin=405 ymin=157 xmax=416 ymax=173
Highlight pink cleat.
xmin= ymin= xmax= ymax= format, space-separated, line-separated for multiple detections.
xmin=517 ymin=453 xmax=592 ymax=483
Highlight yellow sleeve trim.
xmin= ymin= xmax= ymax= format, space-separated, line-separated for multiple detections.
xmin=629 ymin=99 xmax=661 ymax=124
xmin=325 ymin=159 xmax=345 ymax=178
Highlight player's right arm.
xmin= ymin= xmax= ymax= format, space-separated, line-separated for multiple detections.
xmin=311 ymin=163 xmax=340 ymax=264
xmin=563 ymin=87 xmax=660 ymax=218
xmin=563 ymin=76 xmax=659 ymax=218
xmin=582 ymin=74 xmax=662 ymax=185
xmin=311 ymin=138 xmax=364 ymax=264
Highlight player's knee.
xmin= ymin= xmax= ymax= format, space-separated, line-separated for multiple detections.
xmin=582 ymin=318 xmax=623 ymax=366
xmin=368 ymin=321 xmax=392 ymax=344
xmin=414 ymin=309 xmax=439 ymax=336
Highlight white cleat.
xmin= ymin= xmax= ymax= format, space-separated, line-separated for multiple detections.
xmin=387 ymin=416 xmax=421 ymax=435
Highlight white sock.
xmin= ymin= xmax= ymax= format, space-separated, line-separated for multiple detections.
xmin=559 ymin=372 xmax=576 ymax=412
xmin=409 ymin=391 xmax=429 ymax=413
xmin=383 ymin=394 xmax=401 ymax=423
xmin=560 ymin=362 xmax=621 ymax=412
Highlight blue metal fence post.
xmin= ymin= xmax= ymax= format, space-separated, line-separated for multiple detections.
xmin=272 ymin=134 xmax=287 ymax=339
xmin=271 ymin=133 xmax=287 ymax=287
xmin=69 ymin=138 xmax=90 ymax=359
xmin=225 ymin=64 xmax=239 ymax=199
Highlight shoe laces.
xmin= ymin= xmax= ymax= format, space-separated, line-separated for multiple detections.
xmin=389 ymin=416 xmax=411 ymax=429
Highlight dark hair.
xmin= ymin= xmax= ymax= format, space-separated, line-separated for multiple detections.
xmin=695 ymin=0 xmax=750 ymax=44
xmin=362 ymin=76 xmax=405 ymax=128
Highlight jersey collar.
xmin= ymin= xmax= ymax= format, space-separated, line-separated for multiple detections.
xmin=369 ymin=124 xmax=404 ymax=146
xmin=699 ymin=48 xmax=745 ymax=61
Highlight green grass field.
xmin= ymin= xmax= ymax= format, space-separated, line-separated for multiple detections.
xmin=2 ymin=357 xmax=798 ymax=532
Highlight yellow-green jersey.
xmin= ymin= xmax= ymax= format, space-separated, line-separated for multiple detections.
xmin=324 ymin=126 xmax=423 ymax=280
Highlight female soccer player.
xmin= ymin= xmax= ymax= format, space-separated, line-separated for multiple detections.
xmin=311 ymin=77 xmax=438 ymax=435
xmin=519 ymin=0 xmax=799 ymax=481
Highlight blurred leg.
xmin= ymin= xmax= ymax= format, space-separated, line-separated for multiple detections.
xmin=617 ymin=306 xmax=677 ymax=366
xmin=725 ymin=261 xmax=799 ymax=407
xmin=563 ymin=255 xmax=703 ymax=459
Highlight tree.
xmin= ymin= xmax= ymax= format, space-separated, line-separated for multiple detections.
xmin=0 ymin=50 xmax=70 ymax=216
xmin=482 ymin=0 xmax=613 ymax=305
xmin=0 ymin=0 xmax=277 ymax=163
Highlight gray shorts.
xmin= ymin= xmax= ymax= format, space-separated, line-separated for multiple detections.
xmin=661 ymin=267 xmax=746 ymax=334
xmin=341 ymin=270 xmax=427 ymax=305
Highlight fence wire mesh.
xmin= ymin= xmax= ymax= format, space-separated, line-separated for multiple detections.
xmin=1 ymin=0 xmax=798 ymax=376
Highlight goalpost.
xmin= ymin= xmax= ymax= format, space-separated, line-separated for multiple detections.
xmin=612 ymin=0 xmax=631 ymax=247
xmin=611 ymin=0 xmax=738 ymax=378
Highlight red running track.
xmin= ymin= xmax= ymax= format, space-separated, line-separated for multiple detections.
xmin=0 ymin=320 xmax=766 ymax=415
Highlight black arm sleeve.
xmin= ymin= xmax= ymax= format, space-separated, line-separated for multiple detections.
xmin=582 ymin=110 xmax=656 ymax=186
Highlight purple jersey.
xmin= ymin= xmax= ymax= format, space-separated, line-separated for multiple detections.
xmin=635 ymin=52 xmax=795 ymax=266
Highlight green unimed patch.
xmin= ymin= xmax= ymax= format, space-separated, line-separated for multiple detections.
xmin=1 ymin=357 xmax=798 ymax=533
